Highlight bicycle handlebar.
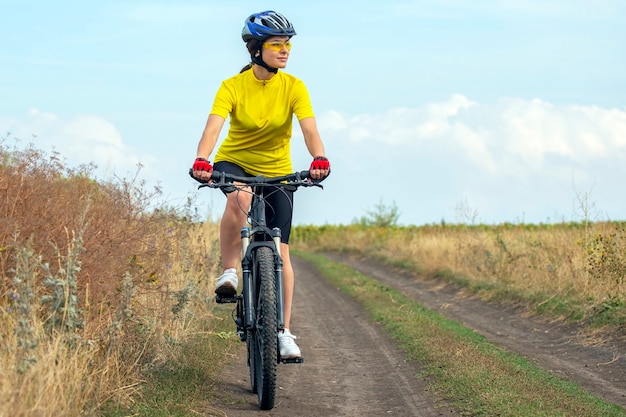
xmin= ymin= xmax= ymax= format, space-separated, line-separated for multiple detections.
xmin=189 ymin=169 xmax=324 ymax=190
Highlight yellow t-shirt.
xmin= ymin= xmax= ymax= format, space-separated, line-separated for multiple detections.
xmin=212 ymin=69 xmax=315 ymax=177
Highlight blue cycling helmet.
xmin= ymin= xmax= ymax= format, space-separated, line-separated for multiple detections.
xmin=242 ymin=10 xmax=296 ymax=42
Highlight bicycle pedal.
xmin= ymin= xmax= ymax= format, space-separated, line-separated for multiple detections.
xmin=280 ymin=356 xmax=304 ymax=364
xmin=215 ymin=294 xmax=239 ymax=304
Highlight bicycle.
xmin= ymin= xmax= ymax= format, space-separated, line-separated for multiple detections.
xmin=193 ymin=169 xmax=323 ymax=410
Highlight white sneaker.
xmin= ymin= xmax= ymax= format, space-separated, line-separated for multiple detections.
xmin=215 ymin=268 xmax=238 ymax=296
xmin=278 ymin=329 xmax=302 ymax=359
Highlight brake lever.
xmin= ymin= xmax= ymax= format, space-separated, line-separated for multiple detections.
xmin=307 ymin=179 xmax=324 ymax=189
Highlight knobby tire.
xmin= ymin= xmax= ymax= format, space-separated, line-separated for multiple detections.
xmin=250 ymin=246 xmax=278 ymax=410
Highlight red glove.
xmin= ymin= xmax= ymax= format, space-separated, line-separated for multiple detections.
xmin=310 ymin=156 xmax=330 ymax=171
xmin=192 ymin=157 xmax=212 ymax=172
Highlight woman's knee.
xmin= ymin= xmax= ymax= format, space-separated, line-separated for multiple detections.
xmin=224 ymin=193 xmax=250 ymax=219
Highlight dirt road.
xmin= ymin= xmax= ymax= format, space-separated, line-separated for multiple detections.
xmin=214 ymin=255 xmax=456 ymax=416
xmin=214 ymin=253 xmax=625 ymax=415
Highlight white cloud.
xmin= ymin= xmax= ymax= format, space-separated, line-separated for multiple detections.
xmin=320 ymin=95 xmax=626 ymax=174
xmin=1 ymin=109 xmax=154 ymax=180
xmin=311 ymin=96 xmax=626 ymax=224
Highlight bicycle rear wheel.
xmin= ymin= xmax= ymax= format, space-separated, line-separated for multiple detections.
xmin=249 ymin=246 xmax=278 ymax=410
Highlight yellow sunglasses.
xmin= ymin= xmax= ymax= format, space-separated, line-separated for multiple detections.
xmin=263 ymin=41 xmax=292 ymax=52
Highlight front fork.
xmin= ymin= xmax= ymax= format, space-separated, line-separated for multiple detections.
xmin=273 ymin=228 xmax=285 ymax=331
xmin=237 ymin=227 xmax=285 ymax=341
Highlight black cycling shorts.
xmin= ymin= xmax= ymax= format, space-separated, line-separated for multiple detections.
xmin=213 ymin=161 xmax=295 ymax=244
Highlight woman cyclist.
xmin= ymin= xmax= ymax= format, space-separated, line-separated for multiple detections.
xmin=190 ymin=10 xmax=330 ymax=359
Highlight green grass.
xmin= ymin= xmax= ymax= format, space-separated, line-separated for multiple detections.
xmin=98 ymin=304 xmax=242 ymax=417
xmin=295 ymin=250 xmax=626 ymax=417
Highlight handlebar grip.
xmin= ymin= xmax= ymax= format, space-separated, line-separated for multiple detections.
xmin=300 ymin=169 xmax=327 ymax=184
xmin=188 ymin=168 xmax=221 ymax=184
xmin=188 ymin=168 xmax=201 ymax=182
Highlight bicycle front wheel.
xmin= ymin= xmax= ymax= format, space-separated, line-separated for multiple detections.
xmin=250 ymin=246 xmax=278 ymax=410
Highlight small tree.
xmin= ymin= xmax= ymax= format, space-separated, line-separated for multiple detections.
xmin=355 ymin=199 xmax=401 ymax=227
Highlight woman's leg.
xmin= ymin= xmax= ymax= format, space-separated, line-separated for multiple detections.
xmin=281 ymin=243 xmax=294 ymax=330
xmin=213 ymin=161 xmax=252 ymax=271
xmin=277 ymin=242 xmax=301 ymax=358
xmin=219 ymin=189 xmax=251 ymax=269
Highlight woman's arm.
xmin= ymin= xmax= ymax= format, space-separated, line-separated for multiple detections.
xmin=197 ymin=114 xmax=226 ymax=159
xmin=192 ymin=114 xmax=226 ymax=181
xmin=299 ymin=117 xmax=326 ymax=157
xmin=299 ymin=117 xmax=330 ymax=179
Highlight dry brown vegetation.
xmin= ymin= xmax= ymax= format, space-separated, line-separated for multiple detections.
xmin=1 ymin=137 xmax=221 ymax=416
xmin=292 ymin=221 xmax=626 ymax=337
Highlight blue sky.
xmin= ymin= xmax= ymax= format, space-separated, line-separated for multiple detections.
xmin=1 ymin=1 xmax=625 ymax=225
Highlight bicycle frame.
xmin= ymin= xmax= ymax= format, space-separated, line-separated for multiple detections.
xmin=240 ymin=190 xmax=286 ymax=333
xmin=197 ymin=170 xmax=320 ymax=339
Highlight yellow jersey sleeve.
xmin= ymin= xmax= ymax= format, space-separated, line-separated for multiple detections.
xmin=211 ymin=70 xmax=315 ymax=177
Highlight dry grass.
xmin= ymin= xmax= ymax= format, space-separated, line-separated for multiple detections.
xmin=292 ymin=222 xmax=626 ymax=333
xmin=1 ymin=137 xmax=222 ymax=416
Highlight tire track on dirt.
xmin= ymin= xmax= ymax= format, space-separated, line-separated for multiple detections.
xmin=214 ymin=256 xmax=457 ymax=416
xmin=324 ymin=252 xmax=626 ymax=409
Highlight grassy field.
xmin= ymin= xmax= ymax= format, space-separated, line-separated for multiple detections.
xmin=291 ymin=221 xmax=626 ymax=338
xmin=2 ymin=139 xmax=624 ymax=415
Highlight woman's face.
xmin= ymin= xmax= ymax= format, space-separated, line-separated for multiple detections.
xmin=261 ymin=36 xmax=291 ymax=69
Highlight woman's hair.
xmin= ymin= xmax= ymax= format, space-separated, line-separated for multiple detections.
xmin=240 ymin=39 xmax=262 ymax=73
